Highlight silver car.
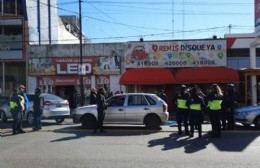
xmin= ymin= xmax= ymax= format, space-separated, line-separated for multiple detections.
xmin=0 ymin=93 xmax=70 ymax=125
xmin=234 ymin=105 xmax=260 ymax=128
xmin=72 ymin=93 xmax=169 ymax=129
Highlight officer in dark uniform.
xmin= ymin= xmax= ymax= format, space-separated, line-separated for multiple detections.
xmin=33 ymin=87 xmax=43 ymax=131
xmin=9 ymin=89 xmax=24 ymax=135
xmin=173 ymin=85 xmax=190 ymax=135
xmin=94 ymin=87 xmax=107 ymax=133
xmin=158 ymin=89 xmax=168 ymax=103
xmin=222 ymin=84 xmax=238 ymax=130
xmin=187 ymin=86 xmax=205 ymax=138
xmin=89 ymin=87 xmax=97 ymax=105
xmin=206 ymin=84 xmax=223 ymax=138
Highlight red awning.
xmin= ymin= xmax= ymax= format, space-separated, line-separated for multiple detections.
xmin=175 ymin=67 xmax=239 ymax=84
xmin=120 ymin=68 xmax=176 ymax=85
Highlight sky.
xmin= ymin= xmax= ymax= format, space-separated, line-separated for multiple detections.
xmin=57 ymin=0 xmax=255 ymax=43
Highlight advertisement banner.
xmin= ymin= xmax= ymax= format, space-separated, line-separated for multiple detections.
xmin=124 ymin=40 xmax=226 ymax=68
xmin=29 ymin=56 xmax=120 ymax=76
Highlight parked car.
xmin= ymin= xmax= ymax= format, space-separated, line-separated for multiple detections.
xmin=72 ymin=93 xmax=169 ymax=129
xmin=234 ymin=105 xmax=260 ymax=128
xmin=0 ymin=93 xmax=70 ymax=125
xmin=0 ymin=96 xmax=10 ymax=122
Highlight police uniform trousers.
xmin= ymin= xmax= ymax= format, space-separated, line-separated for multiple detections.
xmin=209 ymin=109 xmax=222 ymax=137
xmin=176 ymin=108 xmax=189 ymax=134
xmin=11 ymin=110 xmax=23 ymax=134
xmin=189 ymin=110 xmax=203 ymax=137
xmin=96 ymin=110 xmax=105 ymax=132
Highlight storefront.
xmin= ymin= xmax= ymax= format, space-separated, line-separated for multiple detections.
xmin=28 ymin=56 xmax=120 ymax=108
xmin=120 ymin=40 xmax=239 ymax=113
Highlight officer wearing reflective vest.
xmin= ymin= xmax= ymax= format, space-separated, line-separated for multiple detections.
xmin=174 ymin=85 xmax=190 ymax=135
xmin=206 ymin=84 xmax=223 ymax=138
xmin=187 ymin=86 xmax=205 ymax=138
xmin=9 ymin=89 xmax=24 ymax=135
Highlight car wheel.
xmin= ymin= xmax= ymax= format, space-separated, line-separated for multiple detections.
xmin=253 ymin=116 xmax=260 ymax=128
xmin=55 ymin=118 xmax=65 ymax=124
xmin=144 ymin=114 xmax=161 ymax=129
xmin=0 ymin=111 xmax=7 ymax=123
xmin=81 ymin=114 xmax=97 ymax=129
xmin=242 ymin=124 xmax=251 ymax=128
xmin=27 ymin=112 xmax=34 ymax=125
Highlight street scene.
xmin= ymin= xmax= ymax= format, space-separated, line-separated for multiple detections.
xmin=1 ymin=1 xmax=260 ymax=168
xmin=1 ymin=119 xmax=260 ymax=168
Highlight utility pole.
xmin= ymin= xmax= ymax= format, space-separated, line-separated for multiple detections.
xmin=79 ymin=0 xmax=84 ymax=106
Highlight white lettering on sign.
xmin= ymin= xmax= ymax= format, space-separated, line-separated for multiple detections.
xmin=97 ymin=77 xmax=109 ymax=84
xmin=57 ymin=63 xmax=92 ymax=74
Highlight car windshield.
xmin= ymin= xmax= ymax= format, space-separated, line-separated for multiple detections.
xmin=43 ymin=94 xmax=63 ymax=101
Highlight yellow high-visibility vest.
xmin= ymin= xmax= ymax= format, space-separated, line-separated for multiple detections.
xmin=190 ymin=103 xmax=201 ymax=111
xmin=9 ymin=101 xmax=18 ymax=109
xmin=177 ymin=99 xmax=188 ymax=109
xmin=208 ymin=100 xmax=222 ymax=110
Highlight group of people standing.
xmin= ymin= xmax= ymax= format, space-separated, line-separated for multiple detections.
xmin=10 ymin=85 xmax=43 ymax=135
xmin=174 ymin=84 xmax=238 ymax=138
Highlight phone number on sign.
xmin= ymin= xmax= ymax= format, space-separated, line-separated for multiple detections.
xmin=193 ymin=60 xmax=216 ymax=65
xmin=165 ymin=61 xmax=187 ymax=66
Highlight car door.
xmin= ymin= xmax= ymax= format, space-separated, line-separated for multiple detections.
xmin=104 ymin=95 xmax=126 ymax=123
xmin=125 ymin=95 xmax=151 ymax=123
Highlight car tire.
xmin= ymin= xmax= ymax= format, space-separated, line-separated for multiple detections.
xmin=242 ymin=124 xmax=251 ymax=128
xmin=253 ymin=116 xmax=260 ymax=128
xmin=27 ymin=111 xmax=34 ymax=125
xmin=82 ymin=114 xmax=97 ymax=129
xmin=55 ymin=118 xmax=65 ymax=124
xmin=144 ymin=114 xmax=161 ymax=129
xmin=0 ymin=111 xmax=7 ymax=123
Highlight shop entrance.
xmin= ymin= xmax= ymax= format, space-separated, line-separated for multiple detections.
xmin=55 ymin=85 xmax=76 ymax=109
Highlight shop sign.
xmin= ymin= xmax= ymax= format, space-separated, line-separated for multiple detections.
xmin=96 ymin=76 xmax=110 ymax=85
xmin=39 ymin=76 xmax=91 ymax=86
xmin=124 ymin=40 xmax=226 ymax=68
xmin=29 ymin=56 xmax=120 ymax=76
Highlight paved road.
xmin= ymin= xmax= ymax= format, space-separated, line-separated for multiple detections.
xmin=1 ymin=118 xmax=259 ymax=136
xmin=1 ymin=119 xmax=260 ymax=168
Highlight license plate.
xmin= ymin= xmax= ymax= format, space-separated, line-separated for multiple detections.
xmin=56 ymin=104 xmax=62 ymax=107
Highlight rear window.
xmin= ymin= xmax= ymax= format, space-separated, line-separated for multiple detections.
xmin=145 ymin=95 xmax=156 ymax=105
xmin=43 ymin=94 xmax=63 ymax=100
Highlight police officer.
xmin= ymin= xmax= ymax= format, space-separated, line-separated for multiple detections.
xmin=94 ymin=88 xmax=107 ymax=133
xmin=222 ymin=84 xmax=238 ymax=130
xmin=174 ymin=85 xmax=190 ymax=135
xmin=188 ymin=86 xmax=205 ymax=138
xmin=206 ymin=84 xmax=223 ymax=138
xmin=33 ymin=87 xmax=43 ymax=131
xmin=9 ymin=89 xmax=24 ymax=135
xmin=158 ymin=89 xmax=168 ymax=103
xmin=89 ymin=87 xmax=97 ymax=105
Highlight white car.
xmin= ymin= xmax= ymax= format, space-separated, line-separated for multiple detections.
xmin=234 ymin=105 xmax=260 ymax=128
xmin=72 ymin=93 xmax=169 ymax=129
xmin=0 ymin=93 xmax=70 ymax=125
